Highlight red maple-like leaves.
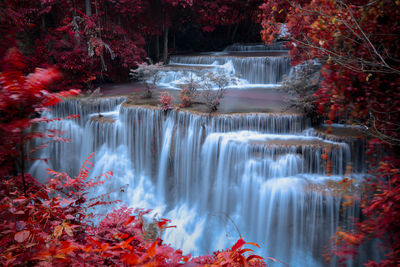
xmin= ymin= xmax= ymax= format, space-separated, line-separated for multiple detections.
xmin=0 ymin=49 xmax=80 ymax=175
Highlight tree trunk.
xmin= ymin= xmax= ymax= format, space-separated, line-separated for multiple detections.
xmin=173 ymin=31 xmax=176 ymax=51
xmin=163 ymin=25 xmax=169 ymax=64
xmin=41 ymin=2 xmax=46 ymax=35
xmin=155 ymin=35 xmax=160 ymax=61
xmin=227 ymin=25 xmax=232 ymax=44
xmin=85 ymin=0 xmax=92 ymax=16
xmin=19 ymin=136 xmax=27 ymax=197
xmin=231 ymin=23 xmax=239 ymax=42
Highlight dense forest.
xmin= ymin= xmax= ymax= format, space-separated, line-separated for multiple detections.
xmin=1 ymin=0 xmax=399 ymax=266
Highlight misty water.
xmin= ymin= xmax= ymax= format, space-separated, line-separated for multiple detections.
xmin=30 ymin=44 xmax=372 ymax=266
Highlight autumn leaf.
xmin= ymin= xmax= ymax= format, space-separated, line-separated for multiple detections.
xmin=232 ymin=238 xmax=246 ymax=251
xmin=248 ymin=254 xmax=264 ymax=261
xmin=145 ymin=241 xmax=157 ymax=258
xmin=63 ymin=223 xmax=73 ymax=237
xmin=122 ymin=253 xmax=139 ymax=265
xmin=123 ymin=216 xmax=136 ymax=226
xmin=246 ymin=242 xmax=260 ymax=248
xmin=65 ymin=214 xmax=74 ymax=220
xmin=14 ymin=230 xmax=30 ymax=243
xmin=54 ymin=225 xmax=63 ymax=238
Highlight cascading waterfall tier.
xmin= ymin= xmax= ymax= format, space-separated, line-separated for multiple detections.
xmin=223 ymin=42 xmax=289 ymax=52
xmin=30 ymin=98 xmax=367 ymax=267
xmin=154 ymin=43 xmax=292 ymax=88
xmin=169 ymin=55 xmax=291 ymax=84
xmin=50 ymin=97 xmax=125 ymax=124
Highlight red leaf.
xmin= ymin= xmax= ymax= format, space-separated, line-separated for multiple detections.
xmin=232 ymin=238 xmax=246 ymax=251
xmin=14 ymin=210 xmax=25 ymax=215
xmin=246 ymin=242 xmax=260 ymax=248
xmin=247 ymin=255 xmax=264 ymax=261
xmin=122 ymin=253 xmax=139 ymax=265
xmin=123 ymin=216 xmax=136 ymax=226
xmin=14 ymin=230 xmax=30 ymax=243
xmin=54 ymin=225 xmax=63 ymax=238
xmin=64 ymin=224 xmax=73 ymax=237
xmin=239 ymin=248 xmax=254 ymax=254
xmin=157 ymin=218 xmax=171 ymax=229
xmin=145 ymin=241 xmax=157 ymax=258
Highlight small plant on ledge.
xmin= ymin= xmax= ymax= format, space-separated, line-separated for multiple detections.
xmin=159 ymin=91 xmax=175 ymax=111
xmin=130 ymin=61 xmax=163 ymax=99
xmin=201 ymin=70 xmax=238 ymax=112
xmin=178 ymin=73 xmax=200 ymax=107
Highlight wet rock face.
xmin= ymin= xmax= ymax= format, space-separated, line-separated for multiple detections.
xmin=91 ymin=115 xmax=115 ymax=124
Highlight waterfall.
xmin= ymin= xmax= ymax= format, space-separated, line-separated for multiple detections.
xmin=169 ymin=55 xmax=291 ymax=84
xmin=30 ymin=98 xmax=366 ymax=266
xmin=157 ymin=117 xmax=175 ymax=200
xmin=149 ymin=43 xmax=292 ymax=88
xmin=223 ymin=42 xmax=289 ymax=52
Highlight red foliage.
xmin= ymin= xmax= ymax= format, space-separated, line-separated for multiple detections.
xmin=0 ymin=49 xmax=80 ymax=175
xmin=194 ymin=0 xmax=261 ymax=32
xmin=0 ymin=155 xmax=267 ymax=266
xmin=0 ymin=153 xmax=186 ymax=266
xmin=260 ymin=0 xmax=400 ymax=265
xmin=179 ymin=88 xmax=194 ymax=108
xmin=159 ymin=91 xmax=175 ymax=111
xmin=1 ymin=0 xmax=148 ymax=89
xmin=192 ymin=238 xmax=266 ymax=266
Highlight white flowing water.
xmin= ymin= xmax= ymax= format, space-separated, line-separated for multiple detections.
xmin=29 ymin=45 xmax=369 ymax=266
xmin=223 ymin=42 xmax=288 ymax=52
xmin=156 ymin=42 xmax=291 ymax=88
xmin=168 ymin=55 xmax=291 ymax=85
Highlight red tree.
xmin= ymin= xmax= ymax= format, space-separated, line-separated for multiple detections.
xmin=0 ymin=48 xmax=80 ymax=181
xmin=194 ymin=0 xmax=260 ymax=32
xmin=1 ymin=0 xmax=148 ymax=89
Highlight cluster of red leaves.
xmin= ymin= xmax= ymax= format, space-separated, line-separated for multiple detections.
xmin=178 ymin=88 xmax=194 ymax=108
xmin=193 ymin=0 xmax=260 ymax=32
xmin=260 ymin=0 xmax=400 ymax=128
xmin=260 ymin=0 xmax=400 ymax=265
xmin=331 ymin=141 xmax=400 ymax=266
xmin=159 ymin=91 xmax=175 ymax=111
xmin=0 ymin=48 xmax=80 ymax=175
xmin=193 ymin=238 xmax=267 ymax=267
xmin=1 ymin=0 xmax=148 ymax=89
xmin=0 ymin=158 xmax=268 ymax=266
xmin=0 ymin=152 xmax=190 ymax=266
xmin=330 ymin=151 xmax=400 ymax=266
